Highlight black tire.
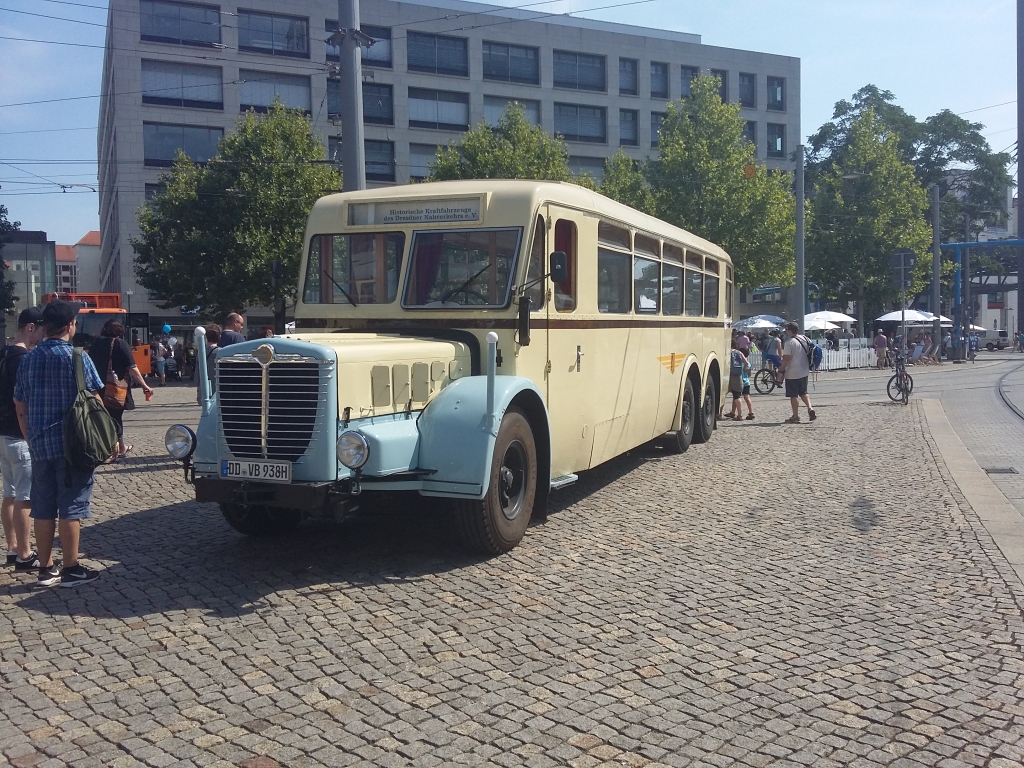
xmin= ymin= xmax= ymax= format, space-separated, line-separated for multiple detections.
xmin=455 ymin=407 xmax=537 ymax=555
xmin=986 ymin=343 xmax=995 ymax=352
xmin=753 ymin=369 xmax=776 ymax=395
xmin=220 ymin=503 xmax=301 ymax=537
xmin=663 ymin=377 xmax=696 ymax=454
xmin=886 ymin=373 xmax=914 ymax=403
xmin=693 ymin=381 xmax=716 ymax=444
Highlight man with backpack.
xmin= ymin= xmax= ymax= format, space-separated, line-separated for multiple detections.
xmin=778 ymin=321 xmax=816 ymax=424
xmin=14 ymin=300 xmax=105 ymax=587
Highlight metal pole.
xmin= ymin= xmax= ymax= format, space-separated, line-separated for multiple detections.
xmin=793 ymin=144 xmax=805 ymax=326
xmin=338 ymin=0 xmax=366 ymax=191
xmin=964 ymin=213 xmax=971 ymax=359
xmin=931 ymin=184 xmax=942 ymax=358
xmin=1018 ymin=0 xmax=1023 ymax=338
xmin=953 ymin=246 xmax=964 ymax=363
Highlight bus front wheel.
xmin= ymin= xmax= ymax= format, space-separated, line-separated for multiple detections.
xmin=455 ymin=407 xmax=537 ymax=555
xmin=664 ymin=378 xmax=696 ymax=454
xmin=220 ymin=503 xmax=301 ymax=537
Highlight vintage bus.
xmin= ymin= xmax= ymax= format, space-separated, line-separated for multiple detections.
xmin=167 ymin=180 xmax=732 ymax=554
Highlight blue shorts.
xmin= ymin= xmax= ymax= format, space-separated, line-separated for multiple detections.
xmin=765 ymin=354 xmax=782 ymax=367
xmin=155 ymin=359 xmax=167 ymax=374
xmin=29 ymin=457 xmax=94 ymax=521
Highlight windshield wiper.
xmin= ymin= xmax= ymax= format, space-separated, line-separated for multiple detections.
xmin=440 ymin=263 xmax=490 ymax=304
xmin=322 ymin=270 xmax=357 ymax=307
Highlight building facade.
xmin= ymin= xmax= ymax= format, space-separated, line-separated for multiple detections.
xmin=99 ymin=0 xmax=801 ymax=327
xmin=55 ymin=245 xmax=78 ymax=294
xmin=1 ymin=231 xmax=56 ymax=320
xmin=75 ymin=231 xmax=103 ymax=293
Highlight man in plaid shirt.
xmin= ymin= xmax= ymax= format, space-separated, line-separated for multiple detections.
xmin=14 ymin=300 xmax=104 ymax=587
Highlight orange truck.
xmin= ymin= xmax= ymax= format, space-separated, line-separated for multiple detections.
xmin=42 ymin=292 xmax=151 ymax=374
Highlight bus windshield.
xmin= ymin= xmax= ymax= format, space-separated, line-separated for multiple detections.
xmin=72 ymin=313 xmax=116 ymax=352
xmin=403 ymin=228 xmax=521 ymax=308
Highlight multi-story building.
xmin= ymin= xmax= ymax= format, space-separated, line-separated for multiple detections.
xmin=75 ymin=231 xmax=103 ymax=293
xmin=99 ymin=0 xmax=800 ymax=328
xmin=55 ymin=245 xmax=78 ymax=294
xmin=1 ymin=231 xmax=56 ymax=321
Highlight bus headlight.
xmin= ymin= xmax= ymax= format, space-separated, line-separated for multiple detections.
xmin=165 ymin=424 xmax=196 ymax=460
xmin=337 ymin=431 xmax=369 ymax=469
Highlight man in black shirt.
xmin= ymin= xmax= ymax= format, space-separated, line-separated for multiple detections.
xmin=0 ymin=308 xmax=44 ymax=571
xmin=219 ymin=312 xmax=246 ymax=347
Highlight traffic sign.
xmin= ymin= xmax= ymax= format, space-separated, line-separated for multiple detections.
xmin=890 ymin=248 xmax=916 ymax=268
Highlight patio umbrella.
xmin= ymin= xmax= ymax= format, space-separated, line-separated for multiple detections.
xmin=804 ymin=319 xmax=839 ymax=331
xmin=804 ymin=310 xmax=856 ymax=324
xmin=875 ymin=309 xmax=933 ymax=323
xmin=733 ymin=314 xmax=785 ymax=329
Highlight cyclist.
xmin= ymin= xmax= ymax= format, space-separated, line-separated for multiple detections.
xmin=763 ymin=330 xmax=783 ymax=371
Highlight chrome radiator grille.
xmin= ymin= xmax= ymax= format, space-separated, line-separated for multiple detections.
xmin=218 ymin=355 xmax=329 ymax=462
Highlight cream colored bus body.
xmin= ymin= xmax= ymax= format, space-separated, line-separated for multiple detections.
xmin=294 ymin=179 xmax=732 ymax=479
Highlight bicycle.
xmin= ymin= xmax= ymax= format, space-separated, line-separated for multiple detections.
xmin=886 ymin=349 xmax=913 ymax=404
xmin=753 ymin=358 xmax=780 ymax=395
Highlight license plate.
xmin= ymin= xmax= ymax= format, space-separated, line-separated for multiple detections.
xmin=220 ymin=458 xmax=291 ymax=484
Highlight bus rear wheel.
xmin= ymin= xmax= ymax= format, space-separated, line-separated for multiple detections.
xmin=455 ymin=407 xmax=537 ymax=555
xmin=693 ymin=382 xmax=716 ymax=444
xmin=220 ymin=503 xmax=301 ymax=537
xmin=664 ymin=377 xmax=696 ymax=454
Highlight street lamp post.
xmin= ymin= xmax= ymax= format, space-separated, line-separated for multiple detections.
xmin=125 ymin=289 xmax=133 ymax=315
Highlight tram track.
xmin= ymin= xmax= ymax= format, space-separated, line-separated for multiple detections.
xmin=996 ymin=360 xmax=1024 ymax=423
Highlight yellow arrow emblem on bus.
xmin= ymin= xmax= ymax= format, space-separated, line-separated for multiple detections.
xmin=658 ymin=353 xmax=686 ymax=373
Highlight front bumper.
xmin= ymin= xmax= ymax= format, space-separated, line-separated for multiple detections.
xmin=194 ymin=476 xmax=354 ymax=511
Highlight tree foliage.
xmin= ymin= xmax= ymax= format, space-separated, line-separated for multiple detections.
xmin=807 ymin=109 xmax=932 ymax=327
xmin=600 ymin=75 xmax=795 ymax=289
xmin=428 ymin=104 xmax=582 ymax=183
xmin=132 ymin=104 xmax=340 ymax=326
xmin=0 ymin=205 xmax=20 ymax=315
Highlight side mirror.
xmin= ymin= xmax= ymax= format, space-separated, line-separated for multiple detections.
xmin=517 ymin=295 xmax=531 ymax=347
xmin=549 ymin=251 xmax=568 ymax=284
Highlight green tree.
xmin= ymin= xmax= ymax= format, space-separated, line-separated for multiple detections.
xmin=427 ymin=103 xmax=582 ymax=183
xmin=132 ymin=104 xmax=340 ymax=329
xmin=807 ymin=109 xmax=932 ymax=333
xmin=0 ymin=205 xmax=20 ymax=315
xmin=599 ymin=151 xmax=654 ymax=215
xmin=642 ymin=75 xmax=795 ymax=288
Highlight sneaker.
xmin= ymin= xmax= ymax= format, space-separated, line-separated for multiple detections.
xmin=37 ymin=562 xmax=61 ymax=587
xmin=6 ymin=552 xmax=16 ymax=566
xmin=60 ymin=564 xmax=99 ymax=588
xmin=808 ymin=409 xmax=817 ymax=421
xmin=784 ymin=416 xmax=801 ymax=424
xmin=14 ymin=552 xmax=40 ymax=572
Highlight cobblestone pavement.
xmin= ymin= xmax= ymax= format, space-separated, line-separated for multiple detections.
xmin=3 ymin=379 xmax=1024 ymax=768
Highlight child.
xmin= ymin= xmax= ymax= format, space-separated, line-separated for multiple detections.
xmin=729 ymin=340 xmax=755 ymax=421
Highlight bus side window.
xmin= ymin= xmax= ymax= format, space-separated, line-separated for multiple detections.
xmin=598 ymin=249 xmax=631 ymax=314
xmin=662 ymin=264 xmax=683 ymax=315
xmin=525 ymin=215 xmax=545 ymax=311
xmin=684 ymin=269 xmax=703 ymax=316
xmin=554 ymin=219 xmax=576 ymax=311
xmin=703 ymin=274 xmax=719 ymax=318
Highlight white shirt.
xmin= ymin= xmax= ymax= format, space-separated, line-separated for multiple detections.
xmin=783 ymin=335 xmax=810 ymax=380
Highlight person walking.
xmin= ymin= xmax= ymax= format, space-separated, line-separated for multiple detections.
xmin=873 ymin=329 xmax=888 ymax=369
xmin=779 ymin=321 xmax=816 ymax=424
xmin=727 ymin=340 xmax=754 ymax=421
xmin=14 ymin=300 xmax=105 ymax=587
xmin=88 ymin=319 xmax=153 ymax=461
xmin=220 ymin=313 xmax=246 ymax=347
xmin=151 ymin=338 xmax=168 ymax=386
xmin=0 ymin=308 xmax=45 ymax=572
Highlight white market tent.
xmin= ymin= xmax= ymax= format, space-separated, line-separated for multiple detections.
xmin=805 ymin=310 xmax=856 ymax=325
xmin=875 ymin=309 xmax=934 ymax=323
xmin=734 ymin=317 xmax=782 ymax=329
xmin=804 ymin=318 xmax=840 ymax=331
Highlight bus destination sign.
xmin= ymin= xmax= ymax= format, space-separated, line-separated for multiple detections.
xmin=350 ymin=198 xmax=481 ymax=226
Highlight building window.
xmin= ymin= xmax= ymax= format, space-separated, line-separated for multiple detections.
xmin=328 ymin=135 xmax=342 ymax=167
xmin=239 ymin=70 xmax=310 ymax=112
xmin=554 ymin=103 xmax=606 ymax=143
xmin=650 ymin=62 xmax=668 ymax=99
xmin=569 ymin=156 xmax=605 ymax=183
xmin=144 ymin=183 xmax=167 ymax=202
xmin=410 ymin=144 xmax=439 ymax=180
xmin=407 ymin=31 xmax=468 ymax=77
xmin=326 ymin=22 xmax=391 ymax=67
xmin=482 ymin=42 xmax=539 ymax=84
xmin=408 ymin=88 xmax=469 ymax=131
xmin=141 ymin=60 xmax=222 ymax=109
xmin=362 ymin=83 xmax=394 ymax=125
xmin=365 ymin=140 xmax=395 ymax=181
xmin=143 ymin=122 xmax=223 ymax=167
xmin=743 ymin=120 xmax=756 ymax=147
xmin=710 ymin=69 xmax=728 ymax=101
xmin=484 ymin=96 xmax=539 ymax=127
xmin=767 ymin=123 xmax=785 ymax=158
xmin=681 ymin=65 xmax=699 ymax=97
xmin=140 ymin=0 xmax=220 ymax=47
xmin=651 ymin=111 xmax=666 ymax=148
xmin=767 ymin=76 xmax=786 ymax=111
xmin=553 ymin=50 xmax=605 ymax=91
xmin=619 ymin=58 xmax=637 ymax=95
xmin=739 ymin=72 xmax=755 ymax=108
xmin=237 ymin=10 xmax=309 ymax=58
xmin=619 ymin=109 xmax=638 ymax=146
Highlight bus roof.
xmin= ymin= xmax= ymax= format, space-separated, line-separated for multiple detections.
xmin=308 ymin=180 xmax=732 ymax=265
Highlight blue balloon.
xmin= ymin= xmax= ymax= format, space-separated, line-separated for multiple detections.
xmin=162 ymin=324 xmax=172 ymax=334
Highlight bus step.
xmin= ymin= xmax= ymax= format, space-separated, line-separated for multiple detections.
xmin=550 ymin=474 xmax=578 ymax=490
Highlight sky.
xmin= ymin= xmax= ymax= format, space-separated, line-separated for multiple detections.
xmin=0 ymin=0 xmax=1017 ymax=246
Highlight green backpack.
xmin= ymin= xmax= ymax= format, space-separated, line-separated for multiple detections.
xmin=64 ymin=348 xmax=118 ymax=472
